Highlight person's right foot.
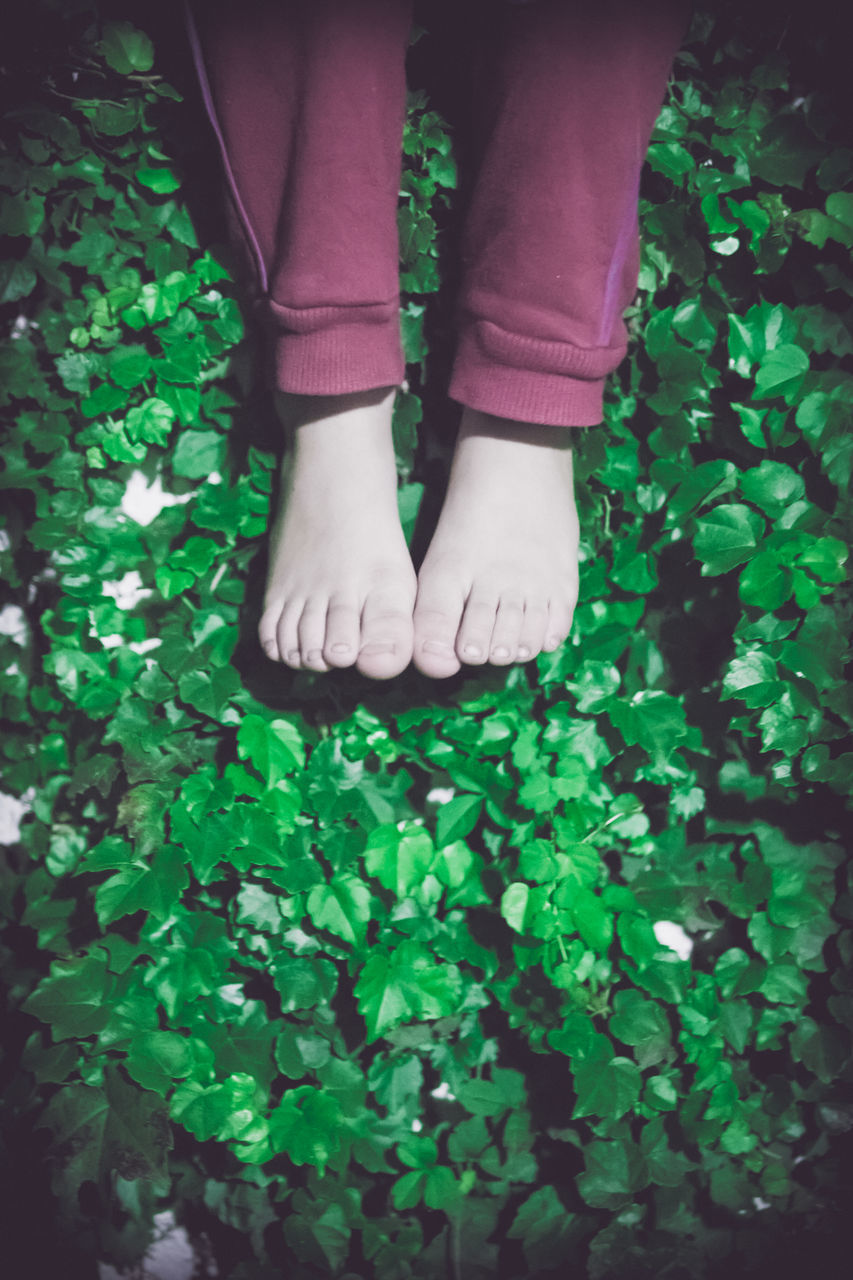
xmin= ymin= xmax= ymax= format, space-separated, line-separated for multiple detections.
xmin=258 ymin=387 xmax=417 ymax=680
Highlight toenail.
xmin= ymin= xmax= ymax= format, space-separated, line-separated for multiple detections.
xmin=492 ymin=646 xmax=510 ymax=660
xmin=286 ymin=650 xmax=300 ymax=664
xmin=423 ymin=640 xmax=452 ymax=655
xmin=331 ymin=643 xmax=351 ymax=654
xmin=545 ymin=636 xmax=560 ymax=651
xmin=361 ymin=642 xmax=395 ymax=656
xmin=306 ymin=649 xmax=323 ymax=663
xmin=463 ymin=644 xmax=481 ymax=658
xmin=518 ymin=646 xmax=531 ymax=659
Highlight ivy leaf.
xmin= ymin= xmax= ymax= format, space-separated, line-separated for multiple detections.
xmin=0 ymin=192 xmax=45 ymax=236
xmin=0 ymin=258 xmax=37 ymax=302
xmin=95 ymin=845 xmax=189 ymax=926
xmin=155 ymin=565 xmax=195 ymax=599
xmin=758 ymin=698 xmax=810 ymax=756
xmin=109 ymin=346 xmax=152 ymax=389
xmin=501 ymin=882 xmax=537 ymax=934
xmin=573 ymin=1056 xmax=642 ymax=1121
xmin=789 ymin=1016 xmax=850 ymax=1084
xmin=718 ymin=1001 xmax=753 ymax=1054
xmin=740 ymin=460 xmax=805 ymax=514
xmin=754 ymin=343 xmax=809 ymax=397
xmin=435 ymin=793 xmax=482 ymax=846
xmin=271 ymin=955 xmax=338 ymax=1013
xmin=576 ymin=1138 xmax=648 ymax=1207
xmin=39 ymin=1066 xmax=170 ymax=1196
xmin=22 ymin=952 xmax=112 ymax=1041
xmin=722 ymin=650 xmax=783 ymax=709
xmin=125 ymin=1030 xmax=193 ymax=1095
xmin=608 ymin=691 xmax=687 ymax=761
xmin=568 ymin=888 xmax=614 ymax=953
xmin=302 ymin=1202 xmax=350 ymax=1271
xmin=268 ymin=1086 xmax=344 ymax=1172
xmin=739 ymin=550 xmax=792 ymax=610
xmin=56 ymin=351 xmax=99 ymax=394
xmin=85 ymin=101 xmax=141 ymax=136
xmin=369 ymin=1054 xmax=422 ymax=1115
xmin=235 ymin=882 xmax=284 ymax=934
xmin=506 ymin=1184 xmax=578 ymax=1260
xmin=667 ymin=459 xmax=738 ymax=520
xmin=392 ymin=1164 xmax=459 ymax=1212
xmin=178 ymin=667 xmax=241 ymax=721
xmin=136 ymin=167 xmax=181 ymax=194
xmin=237 ymin=714 xmax=304 ymax=785
xmin=728 ymin=313 xmax=762 ymax=376
xmin=81 ymin=382 xmax=128 ymax=418
xmin=567 ymin=660 xmax=621 ymax=713
xmin=98 ymin=21 xmax=155 ymax=74
xmin=397 ymin=1133 xmax=438 ymax=1168
xmin=456 ymin=1069 xmax=526 ymax=1118
xmin=644 ymin=1074 xmax=679 ymax=1111
xmin=172 ymin=429 xmax=225 ymax=479
xmin=170 ymin=1072 xmax=262 ymax=1144
xmin=616 ymin=913 xmax=661 ymax=971
xmin=355 ymin=942 xmax=461 ymax=1041
xmin=796 ymin=536 xmax=848 ymax=585
xmin=694 ymin=504 xmax=764 ymax=574
xmin=609 ymin=990 xmax=671 ymax=1069
xmin=364 ymin=824 xmax=435 ymax=898
xmin=125 ymin=397 xmax=175 ymax=445
xmin=306 ymin=875 xmax=371 ymax=946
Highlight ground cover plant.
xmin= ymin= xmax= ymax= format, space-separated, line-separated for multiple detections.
xmin=1 ymin=1 xmax=852 ymax=1276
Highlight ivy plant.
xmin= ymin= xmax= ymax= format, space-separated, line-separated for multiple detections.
xmin=1 ymin=2 xmax=851 ymax=1278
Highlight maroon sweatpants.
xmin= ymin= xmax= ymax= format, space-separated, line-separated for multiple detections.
xmin=185 ymin=0 xmax=688 ymax=427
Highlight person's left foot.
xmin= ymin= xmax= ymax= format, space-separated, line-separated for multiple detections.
xmin=412 ymin=407 xmax=579 ymax=679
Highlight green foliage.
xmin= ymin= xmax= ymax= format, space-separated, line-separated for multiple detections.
xmin=2 ymin=3 xmax=852 ymax=1278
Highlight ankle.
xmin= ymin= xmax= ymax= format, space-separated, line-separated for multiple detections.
xmin=286 ymin=386 xmax=398 ymax=463
xmin=288 ymin=384 xmax=396 ymax=419
xmin=458 ymin=406 xmax=575 ymax=454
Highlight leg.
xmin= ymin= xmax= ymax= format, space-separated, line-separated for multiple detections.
xmin=412 ymin=0 xmax=689 ymax=678
xmin=187 ymin=0 xmax=417 ymax=678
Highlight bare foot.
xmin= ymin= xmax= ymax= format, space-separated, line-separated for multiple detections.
xmin=258 ymin=387 xmax=417 ymax=680
xmin=412 ymin=407 xmax=579 ymax=679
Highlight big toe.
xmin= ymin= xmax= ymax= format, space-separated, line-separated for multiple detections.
xmin=357 ymin=582 xmax=416 ymax=680
xmin=413 ymin=578 xmax=464 ymax=679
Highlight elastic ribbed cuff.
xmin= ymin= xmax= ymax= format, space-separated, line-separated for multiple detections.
xmin=270 ymin=307 xmax=406 ymax=396
xmin=449 ymin=320 xmax=625 ymax=427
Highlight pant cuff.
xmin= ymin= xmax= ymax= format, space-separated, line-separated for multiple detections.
xmin=270 ymin=306 xmax=406 ymax=396
xmin=448 ymin=322 xmax=619 ymax=427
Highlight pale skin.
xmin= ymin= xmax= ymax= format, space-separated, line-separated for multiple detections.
xmin=257 ymin=385 xmax=579 ymax=680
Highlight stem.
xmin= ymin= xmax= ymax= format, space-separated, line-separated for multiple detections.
xmin=582 ymin=805 xmax=643 ymax=843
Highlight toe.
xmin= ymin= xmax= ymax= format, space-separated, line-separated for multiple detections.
xmin=456 ymin=593 xmax=498 ymax=666
xmin=277 ymin=599 xmax=304 ymax=670
xmin=413 ymin=578 xmax=464 ymax=678
xmin=358 ymin=584 xmax=415 ymax=680
xmin=298 ymin=598 xmax=331 ymax=672
xmin=488 ymin=594 xmax=525 ymax=665
xmin=544 ymin=597 xmax=576 ymax=652
xmin=516 ymin=599 xmax=549 ymax=663
xmin=324 ymin=594 xmax=360 ymax=668
xmin=259 ymin=606 xmax=282 ymax=662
